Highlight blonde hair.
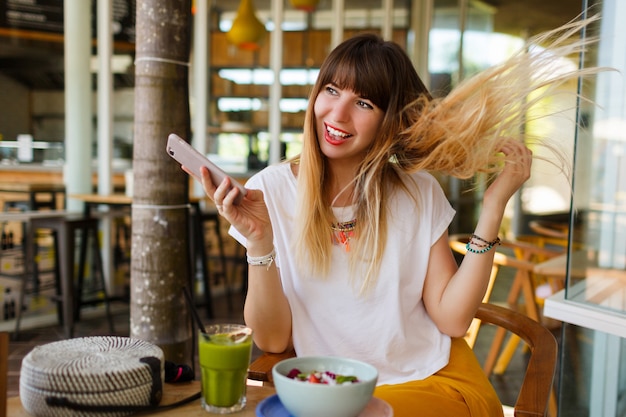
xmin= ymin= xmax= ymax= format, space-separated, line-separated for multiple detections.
xmin=397 ymin=15 xmax=603 ymax=179
xmin=292 ymin=14 xmax=605 ymax=292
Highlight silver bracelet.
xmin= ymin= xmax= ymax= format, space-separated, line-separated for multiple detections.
xmin=246 ymin=247 xmax=276 ymax=270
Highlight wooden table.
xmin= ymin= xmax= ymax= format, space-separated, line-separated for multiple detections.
xmin=7 ymin=382 xmax=277 ymax=416
xmin=0 ymin=182 xmax=65 ymax=210
xmin=533 ymin=249 xmax=590 ymax=280
xmin=70 ymin=193 xmax=132 ymax=210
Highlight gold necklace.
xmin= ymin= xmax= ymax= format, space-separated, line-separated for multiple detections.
xmin=331 ymin=219 xmax=356 ymax=252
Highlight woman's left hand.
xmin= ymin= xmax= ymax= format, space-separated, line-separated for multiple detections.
xmin=483 ymin=138 xmax=532 ymax=209
xmin=424 ymin=138 xmax=532 ymax=335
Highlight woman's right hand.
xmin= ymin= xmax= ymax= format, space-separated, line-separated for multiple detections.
xmin=197 ymin=166 xmax=274 ymax=252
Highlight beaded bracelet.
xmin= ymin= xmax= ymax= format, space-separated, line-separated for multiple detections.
xmin=247 ymin=247 xmax=276 ymax=270
xmin=465 ymin=234 xmax=501 ymax=254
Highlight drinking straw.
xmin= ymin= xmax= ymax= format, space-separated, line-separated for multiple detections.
xmin=183 ymin=286 xmax=206 ymax=334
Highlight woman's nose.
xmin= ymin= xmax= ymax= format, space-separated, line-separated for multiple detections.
xmin=331 ymin=99 xmax=351 ymax=122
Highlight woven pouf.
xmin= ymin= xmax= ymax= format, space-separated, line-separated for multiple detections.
xmin=20 ymin=336 xmax=164 ymax=417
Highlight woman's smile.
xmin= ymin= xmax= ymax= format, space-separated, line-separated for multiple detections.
xmin=324 ymin=122 xmax=353 ymax=145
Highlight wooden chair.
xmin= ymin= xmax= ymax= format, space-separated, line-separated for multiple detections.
xmin=528 ymin=220 xmax=569 ymax=240
xmin=247 ymin=303 xmax=558 ymax=417
xmin=450 ymin=235 xmax=561 ymax=417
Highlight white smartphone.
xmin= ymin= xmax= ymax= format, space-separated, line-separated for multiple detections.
xmin=166 ymin=133 xmax=247 ymax=205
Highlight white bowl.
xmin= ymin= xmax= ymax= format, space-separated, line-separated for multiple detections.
xmin=272 ymin=356 xmax=378 ymax=417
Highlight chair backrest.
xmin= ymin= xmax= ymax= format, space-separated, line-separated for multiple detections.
xmin=528 ymin=220 xmax=569 ymax=240
xmin=475 ymin=303 xmax=557 ymax=417
xmin=0 ymin=331 xmax=8 ymax=417
xmin=247 ymin=303 xmax=558 ymax=417
xmin=450 ymin=234 xmax=560 ymax=416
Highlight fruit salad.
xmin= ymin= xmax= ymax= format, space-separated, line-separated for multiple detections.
xmin=286 ymin=368 xmax=359 ymax=385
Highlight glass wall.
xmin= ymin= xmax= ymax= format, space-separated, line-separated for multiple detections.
xmin=544 ymin=1 xmax=626 ymax=416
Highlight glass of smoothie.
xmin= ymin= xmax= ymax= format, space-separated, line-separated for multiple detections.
xmin=198 ymin=323 xmax=254 ymax=414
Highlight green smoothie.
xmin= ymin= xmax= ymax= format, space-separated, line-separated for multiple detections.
xmin=198 ymin=326 xmax=253 ymax=409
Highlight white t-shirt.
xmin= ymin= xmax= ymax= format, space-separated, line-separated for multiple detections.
xmin=230 ymin=163 xmax=456 ymax=385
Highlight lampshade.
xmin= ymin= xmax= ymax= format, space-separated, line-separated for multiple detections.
xmin=289 ymin=0 xmax=320 ymax=12
xmin=227 ymin=0 xmax=266 ymax=51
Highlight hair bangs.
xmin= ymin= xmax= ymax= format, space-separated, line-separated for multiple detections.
xmin=317 ymin=40 xmax=392 ymax=111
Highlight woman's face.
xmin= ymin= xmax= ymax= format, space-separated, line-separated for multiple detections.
xmin=313 ymin=83 xmax=384 ymax=165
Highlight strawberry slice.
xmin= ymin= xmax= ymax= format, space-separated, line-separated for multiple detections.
xmin=308 ymin=373 xmax=322 ymax=383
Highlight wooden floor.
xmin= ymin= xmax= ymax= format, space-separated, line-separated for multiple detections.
xmin=4 ymin=263 xmax=548 ymax=410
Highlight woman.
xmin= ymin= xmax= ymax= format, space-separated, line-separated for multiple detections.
xmin=196 ymin=20 xmax=594 ymax=416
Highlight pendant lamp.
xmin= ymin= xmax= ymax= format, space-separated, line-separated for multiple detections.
xmin=227 ymin=0 xmax=266 ymax=51
xmin=289 ymin=0 xmax=320 ymax=12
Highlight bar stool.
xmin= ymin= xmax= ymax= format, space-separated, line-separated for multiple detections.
xmin=200 ymin=210 xmax=231 ymax=307
xmin=188 ymin=201 xmax=235 ymax=319
xmin=1 ymin=201 xmax=56 ymax=314
xmin=2 ymin=201 xmax=35 ymax=248
xmin=18 ymin=214 xmax=114 ymax=339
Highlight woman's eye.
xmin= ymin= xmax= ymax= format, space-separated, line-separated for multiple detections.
xmin=325 ymin=86 xmax=338 ymax=95
xmin=357 ymin=100 xmax=374 ymax=110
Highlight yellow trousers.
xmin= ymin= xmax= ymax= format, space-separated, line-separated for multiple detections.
xmin=374 ymin=338 xmax=503 ymax=417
